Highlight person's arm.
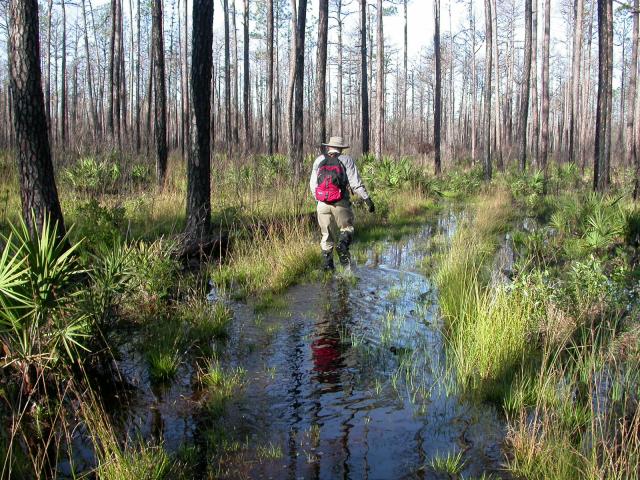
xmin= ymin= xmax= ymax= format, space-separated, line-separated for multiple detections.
xmin=310 ymin=156 xmax=322 ymax=196
xmin=341 ymin=155 xmax=369 ymax=200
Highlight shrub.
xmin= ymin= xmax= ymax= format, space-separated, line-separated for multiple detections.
xmin=0 ymin=215 xmax=89 ymax=381
xmin=128 ymin=238 xmax=180 ymax=312
xmin=69 ymin=199 xmax=125 ymax=253
xmin=64 ymin=157 xmax=121 ymax=195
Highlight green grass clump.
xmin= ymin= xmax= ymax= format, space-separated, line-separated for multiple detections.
xmin=429 ymin=450 xmax=465 ymax=475
xmin=180 ymin=297 xmax=233 ymax=344
xmin=97 ymin=444 xmax=172 ymax=480
xmin=199 ymin=361 xmax=246 ymax=418
xmin=147 ymin=350 xmax=180 ymax=383
xmin=211 ymin=219 xmax=319 ymax=297
xmin=256 ymin=442 xmax=284 ymax=460
xmin=81 ymin=392 xmax=173 ymax=480
xmin=434 ymin=191 xmax=531 ymax=401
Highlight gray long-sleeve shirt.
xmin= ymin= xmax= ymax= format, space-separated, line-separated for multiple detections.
xmin=310 ymin=154 xmax=370 ymax=201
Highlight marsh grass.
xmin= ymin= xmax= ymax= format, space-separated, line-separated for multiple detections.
xmin=80 ymin=390 xmax=172 ymax=480
xmin=434 ymin=191 xmax=530 ymax=401
xmin=179 ymin=296 xmax=233 ymax=345
xmin=439 ymin=182 xmax=640 ymax=479
xmin=256 ymin=442 xmax=284 ymax=460
xmin=429 ymin=450 xmax=465 ymax=475
xmin=199 ymin=360 xmax=246 ymax=417
xmin=147 ymin=350 xmax=180 ymax=383
xmin=211 ymin=218 xmax=320 ymax=297
xmin=506 ymin=320 xmax=640 ymax=480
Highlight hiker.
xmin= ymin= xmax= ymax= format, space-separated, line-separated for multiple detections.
xmin=310 ymin=136 xmax=375 ymax=271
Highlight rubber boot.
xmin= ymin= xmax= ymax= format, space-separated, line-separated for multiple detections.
xmin=336 ymin=231 xmax=353 ymax=268
xmin=322 ymin=249 xmax=335 ymax=271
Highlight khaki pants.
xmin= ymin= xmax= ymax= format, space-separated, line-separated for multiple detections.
xmin=317 ymin=200 xmax=354 ymax=251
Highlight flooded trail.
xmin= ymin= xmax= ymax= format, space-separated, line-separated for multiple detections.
xmin=113 ymin=210 xmax=509 ymax=479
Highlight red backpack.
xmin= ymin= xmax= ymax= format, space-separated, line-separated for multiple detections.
xmin=315 ymin=154 xmax=348 ymax=203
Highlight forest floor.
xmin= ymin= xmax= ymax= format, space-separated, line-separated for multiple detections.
xmin=1 ymin=150 xmax=640 ymax=479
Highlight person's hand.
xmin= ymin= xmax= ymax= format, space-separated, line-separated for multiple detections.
xmin=365 ymin=197 xmax=375 ymax=213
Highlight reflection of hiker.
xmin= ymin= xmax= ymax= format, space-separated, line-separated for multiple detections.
xmin=311 ymin=281 xmax=350 ymax=387
xmin=310 ymin=136 xmax=375 ymax=271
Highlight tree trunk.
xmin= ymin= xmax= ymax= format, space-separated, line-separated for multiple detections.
xmin=223 ymin=0 xmax=232 ymax=151
xmin=627 ymin=0 xmax=638 ymax=169
xmin=375 ymin=0 xmax=384 ymax=161
xmin=267 ymin=0 xmax=274 ymax=155
xmin=604 ymin=0 xmax=613 ymax=187
xmin=315 ymin=0 xmax=328 ymax=145
xmin=531 ymin=0 xmax=539 ymax=166
xmin=434 ymin=0 xmax=442 ymax=175
xmin=360 ymin=0 xmax=370 ymax=154
xmin=291 ymin=0 xmax=307 ymax=180
xmin=135 ymin=0 xmax=141 ymax=151
xmin=46 ymin=0 xmax=53 ymax=134
xmin=286 ymin=0 xmax=297 ymax=148
xmin=491 ymin=0 xmax=502 ymax=171
xmin=594 ymin=0 xmax=612 ymax=191
xmin=569 ymin=0 xmax=584 ymax=164
xmin=337 ymin=0 xmax=344 ymax=136
xmin=470 ymin=0 xmax=476 ymax=164
xmin=231 ymin=0 xmax=239 ymax=145
xmin=520 ymin=0 xmax=532 ymax=171
xmin=182 ymin=0 xmax=190 ymax=158
xmin=185 ymin=0 xmax=214 ymax=242
xmin=403 ymin=0 xmax=408 ymax=152
xmin=81 ymin=0 xmax=99 ymax=139
xmin=9 ymin=0 xmax=66 ymax=237
xmin=540 ymin=0 xmax=550 ymax=185
xmin=152 ymin=0 xmax=168 ymax=186
xmin=60 ymin=0 xmax=67 ymax=147
xmin=243 ymin=0 xmax=250 ymax=150
xmin=483 ymin=0 xmax=492 ymax=180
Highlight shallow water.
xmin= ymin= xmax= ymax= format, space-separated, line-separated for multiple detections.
xmin=70 ymin=210 xmax=510 ymax=478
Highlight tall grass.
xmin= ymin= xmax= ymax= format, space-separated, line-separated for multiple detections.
xmin=211 ymin=218 xmax=320 ymax=298
xmin=436 ymin=183 xmax=640 ymax=478
xmin=80 ymin=390 xmax=172 ymax=480
xmin=434 ymin=191 xmax=528 ymax=401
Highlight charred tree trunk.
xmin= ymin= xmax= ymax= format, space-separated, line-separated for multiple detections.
xmin=360 ymin=0 xmax=370 ymax=154
xmin=223 ymin=0 xmax=232 ymax=152
xmin=569 ymin=0 xmax=584 ymax=164
xmin=185 ymin=0 xmax=214 ymax=243
xmin=152 ymin=0 xmax=168 ymax=186
xmin=291 ymin=0 xmax=307 ymax=180
xmin=594 ymin=0 xmax=612 ymax=191
xmin=315 ymin=0 xmax=329 ymax=146
xmin=531 ymin=0 xmax=539 ymax=166
xmin=60 ymin=0 xmax=67 ymax=147
xmin=267 ymin=0 xmax=274 ymax=155
xmin=520 ymin=0 xmax=532 ymax=171
xmin=434 ymin=0 xmax=442 ymax=175
xmin=243 ymin=0 xmax=250 ymax=150
xmin=540 ymin=0 xmax=550 ymax=186
xmin=9 ymin=0 xmax=66 ymax=237
xmin=627 ymin=0 xmax=638 ymax=169
xmin=483 ymin=0 xmax=492 ymax=180
xmin=375 ymin=0 xmax=384 ymax=161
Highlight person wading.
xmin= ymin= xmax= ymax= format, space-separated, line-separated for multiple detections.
xmin=310 ymin=136 xmax=375 ymax=271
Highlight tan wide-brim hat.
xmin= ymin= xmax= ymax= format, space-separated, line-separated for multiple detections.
xmin=321 ymin=136 xmax=350 ymax=149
